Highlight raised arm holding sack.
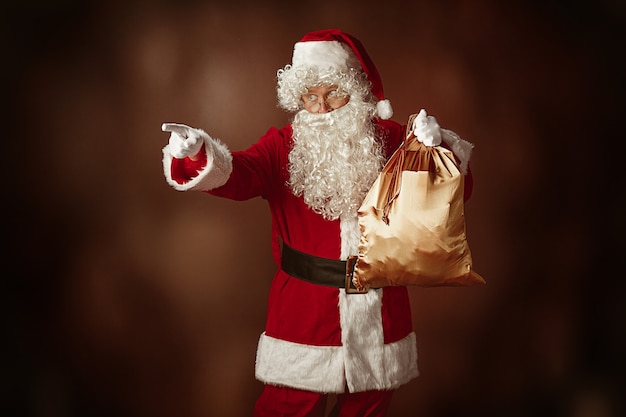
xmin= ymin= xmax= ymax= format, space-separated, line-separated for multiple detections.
xmin=353 ymin=109 xmax=485 ymax=291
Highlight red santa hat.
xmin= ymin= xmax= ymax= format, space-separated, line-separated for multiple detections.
xmin=291 ymin=29 xmax=393 ymax=120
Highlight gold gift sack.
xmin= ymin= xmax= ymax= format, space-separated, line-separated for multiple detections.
xmin=353 ymin=114 xmax=485 ymax=289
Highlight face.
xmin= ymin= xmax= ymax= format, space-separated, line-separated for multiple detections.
xmin=301 ymin=85 xmax=350 ymax=114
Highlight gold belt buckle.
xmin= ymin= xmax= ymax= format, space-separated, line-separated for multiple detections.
xmin=345 ymin=256 xmax=368 ymax=294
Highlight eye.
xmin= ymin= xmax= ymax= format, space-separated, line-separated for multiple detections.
xmin=328 ymin=90 xmax=337 ymax=98
xmin=308 ymin=94 xmax=317 ymax=102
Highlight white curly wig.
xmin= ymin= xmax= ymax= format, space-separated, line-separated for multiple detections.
xmin=276 ymin=65 xmax=376 ymax=113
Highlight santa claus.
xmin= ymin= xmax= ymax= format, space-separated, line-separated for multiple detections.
xmin=162 ymin=29 xmax=473 ymax=417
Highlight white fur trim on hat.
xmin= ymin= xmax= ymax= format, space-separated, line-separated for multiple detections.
xmin=292 ymin=40 xmax=361 ymax=72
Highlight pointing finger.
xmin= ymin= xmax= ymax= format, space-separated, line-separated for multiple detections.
xmin=162 ymin=123 xmax=193 ymax=137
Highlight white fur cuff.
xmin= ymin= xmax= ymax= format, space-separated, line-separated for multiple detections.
xmin=162 ymin=132 xmax=233 ymax=192
xmin=441 ymin=128 xmax=474 ymax=174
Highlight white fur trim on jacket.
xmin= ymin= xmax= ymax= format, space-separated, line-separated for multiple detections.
xmin=255 ymin=330 xmax=418 ymax=393
xmin=162 ymin=132 xmax=233 ymax=192
xmin=339 ymin=214 xmax=361 ymax=260
xmin=254 ymin=213 xmax=419 ymax=393
xmin=338 ymin=213 xmax=417 ymax=391
xmin=255 ymin=333 xmax=346 ymax=393
xmin=339 ymin=289 xmax=419 ymax=392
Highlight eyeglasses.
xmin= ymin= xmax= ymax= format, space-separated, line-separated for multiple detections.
xmin=301 ymin=85 xmax=349 ymax=113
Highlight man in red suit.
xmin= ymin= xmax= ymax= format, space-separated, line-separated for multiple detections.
xmin=162 ymin=29 xmax=473 ymax=417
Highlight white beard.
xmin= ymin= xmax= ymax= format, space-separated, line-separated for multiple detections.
xmin=288 ymin=100 xmax=385 ymax=221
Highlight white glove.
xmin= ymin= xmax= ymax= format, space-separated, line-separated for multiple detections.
xmin=412 ymin=109 xmax=442 ymax=146
xmin=162 ymin=122 xmax=205 ymax=159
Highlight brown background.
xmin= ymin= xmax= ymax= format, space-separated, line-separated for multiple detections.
xmin=3 ymin=1 xmax=625 ymax=416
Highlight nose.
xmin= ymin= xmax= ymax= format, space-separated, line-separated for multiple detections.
xmin=317 ymin=99 xmax=330 ymax=113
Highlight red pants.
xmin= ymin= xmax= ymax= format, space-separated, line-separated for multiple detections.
xmin=253 ymin=385 xmax=394 ymax=417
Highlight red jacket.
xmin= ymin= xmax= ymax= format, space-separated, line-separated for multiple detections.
xmin=163 ymin=118 xmax=472 ymax=393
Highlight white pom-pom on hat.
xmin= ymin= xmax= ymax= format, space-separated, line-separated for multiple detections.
xmin=376 ymin=99 xmax=393 ymax=120
xmin=291 ymin=29 xmax=393 ymax=119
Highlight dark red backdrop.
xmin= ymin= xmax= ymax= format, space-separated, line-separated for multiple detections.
xmin=3 ymin=1 xmax=625 ymax=416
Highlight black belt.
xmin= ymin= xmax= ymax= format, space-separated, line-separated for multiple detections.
xmin=280 ymin=242 xmax=369 ymax=293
